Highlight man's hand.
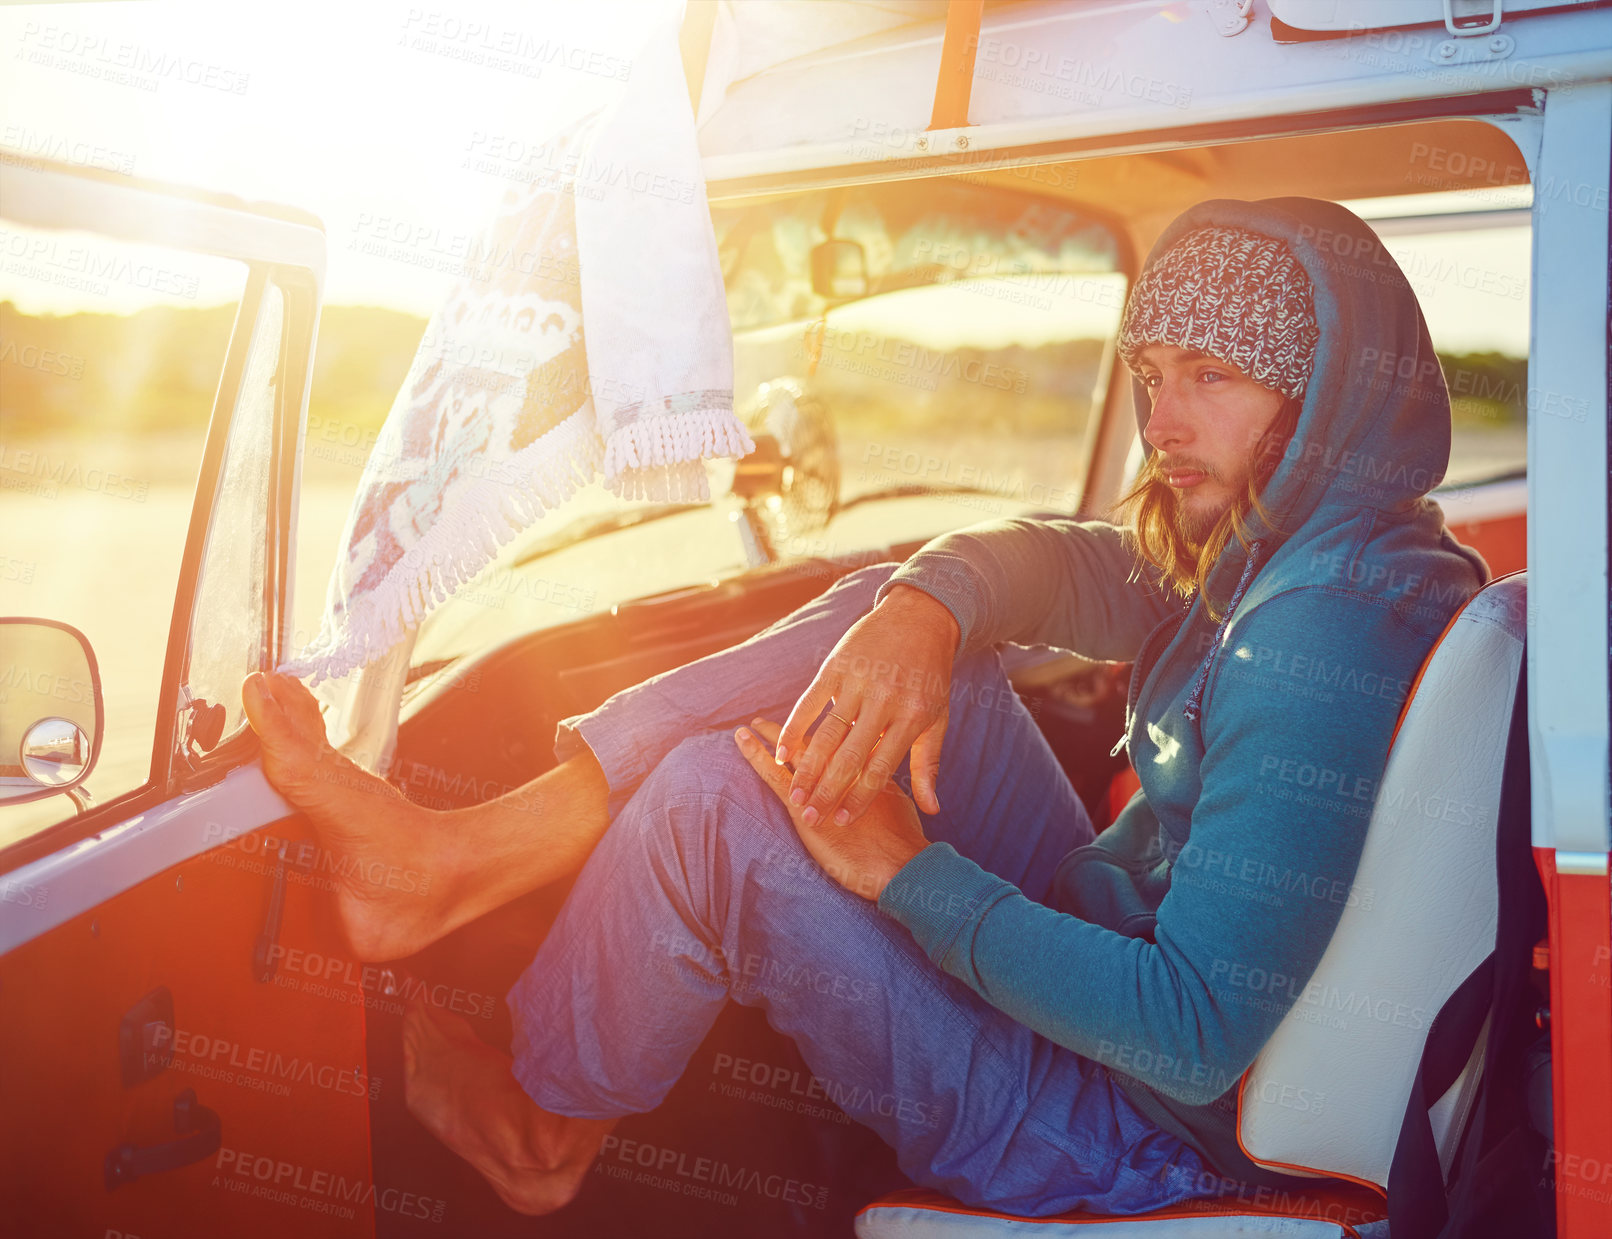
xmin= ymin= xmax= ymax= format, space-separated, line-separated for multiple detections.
xmin=775 ymin=583 xmax=960 ymax=828
xmin=734 ymin=719 xmax=929 ymax=902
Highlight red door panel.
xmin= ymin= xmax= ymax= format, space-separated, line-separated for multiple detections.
xmin=0 ymin=815 xmax=375 ymax=1239
xmin=1449 ymin=509 xmax=1526 ymax=578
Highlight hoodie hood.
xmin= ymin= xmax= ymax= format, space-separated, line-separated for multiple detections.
xmin=1124 ymin=196 xmax=1489 ymax=727
xmin=1126 ymin=196 xmax=1477 ymax=605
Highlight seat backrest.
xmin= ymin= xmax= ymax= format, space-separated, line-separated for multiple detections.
xmin=1237 ymin=572 xmax=1527 ymax=1189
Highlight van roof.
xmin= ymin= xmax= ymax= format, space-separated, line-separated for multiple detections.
xmin=694 ymin=0 xmax=1612 ymax=198
xmin=0 ymin=147 xmax=325 ymax=232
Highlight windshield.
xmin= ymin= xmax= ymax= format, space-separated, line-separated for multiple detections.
xmin=409 ymin=179 xmax=1126 ymax=679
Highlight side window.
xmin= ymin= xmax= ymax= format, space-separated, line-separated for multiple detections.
xmin=1349 ymin=188 xmax=1531 ymax=490
xmin=0 ymin=225 xmax=246 ymax=847
xmin=182 ymin=281 xmax=284 ymax=752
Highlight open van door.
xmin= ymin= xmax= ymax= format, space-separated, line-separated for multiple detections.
xmin=0 ymin=154 xmax=380 ymax=1238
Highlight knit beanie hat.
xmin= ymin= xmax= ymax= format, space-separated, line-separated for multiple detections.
xmin=1117 ymin=225 xmax=1319 ymax=401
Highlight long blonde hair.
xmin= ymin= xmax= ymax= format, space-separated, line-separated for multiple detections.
xmin=1111 ymin=396 xmax=1301 ymax=619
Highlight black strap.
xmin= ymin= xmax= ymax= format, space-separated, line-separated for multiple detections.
xmin=1388 ymin=956 xmax=1495 ymax=1236
xmin=1443 ymin=653 xmax=1551 ymax=1236
xmin=1388 ymin=654 xmax=1547 ymax=1239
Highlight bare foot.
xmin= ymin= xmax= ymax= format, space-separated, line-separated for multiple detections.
xmin=402 ymin=1001 xmax=615 ymax=1215
xmin=242 ymin=671 xmax=457 ymax=961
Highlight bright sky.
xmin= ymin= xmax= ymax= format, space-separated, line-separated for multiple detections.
xmin=0 ymin=2 xmax=1533 ymax=354
xmin=0 ymin=0 xmax=672 ymax=315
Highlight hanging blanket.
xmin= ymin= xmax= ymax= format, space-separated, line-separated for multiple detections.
xmin=283 ymin=20 xmax=754 ymax=686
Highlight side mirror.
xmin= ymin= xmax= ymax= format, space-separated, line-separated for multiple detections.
xmin=810 ymin=238 xmax=868 ymax=300
xmin=0 ymin=618 xmax=103 ymax=806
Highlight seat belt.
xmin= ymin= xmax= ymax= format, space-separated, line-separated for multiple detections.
xmin=1387 ymin=656 xmax=1552 ymax=1238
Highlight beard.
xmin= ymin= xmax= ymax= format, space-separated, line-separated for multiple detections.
xmin=1150 ymin=452 xmax=1238 ymax=548
xmin=1170 ymin=488 xmax=1234 ymax=548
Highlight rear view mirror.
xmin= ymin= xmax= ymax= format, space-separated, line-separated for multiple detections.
xmin=0 ymin=619 xmax=103 ymax=806
xmin=810 ymin=238 xmax=868 ymax=300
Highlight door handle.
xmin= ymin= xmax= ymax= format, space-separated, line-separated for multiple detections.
xmin=104 ymin=1088 xmax=222 ymax=1190
xmin=253 ymin=841 xmax=288 ymax=982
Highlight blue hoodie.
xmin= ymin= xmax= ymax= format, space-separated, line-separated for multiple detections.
xmin=870 ymin=197 xmax=1490 ymax=1190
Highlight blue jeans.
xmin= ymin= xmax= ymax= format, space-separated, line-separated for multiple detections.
xmin=505 ymin=562 xmax=1213 ymax=1217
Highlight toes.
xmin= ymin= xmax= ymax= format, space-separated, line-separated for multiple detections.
xmin=267 ymin=673 xmax=327 ymax=737
xmin=243 ymin=673 xmax=324 ymax=795
xmin=242 ymin=673 xmax=286 ymax=737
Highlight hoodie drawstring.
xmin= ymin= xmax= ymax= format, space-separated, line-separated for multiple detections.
xmin=1182 ymin=539 xmax=1266 ymax=725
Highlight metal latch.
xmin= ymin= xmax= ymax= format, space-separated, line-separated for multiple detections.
xmin=1432 ymin=0 xmax=1514 ymax=70
xmin=1443 ymin=0 xmax=1503 ymax=36
xmin=174 ymin=685 xmax=227 ymax=771
xmin=1429 ymin=31 xmax=1514 ymax=65
xmin=1203 ymin=0 xmax=1255 ymax=37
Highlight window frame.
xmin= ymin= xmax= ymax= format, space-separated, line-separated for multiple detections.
xmin=0 ymin=157 xmax=324 ymax=875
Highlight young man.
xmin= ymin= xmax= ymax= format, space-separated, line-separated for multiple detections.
xmin=242 ymin=196 xmax=1488 ymax=1217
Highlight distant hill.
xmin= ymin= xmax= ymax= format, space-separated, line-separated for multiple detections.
xmin=1 ymin=301 xmax=1524 ymax=446
xmin=1 ymin=302 xmax=425 ymax=439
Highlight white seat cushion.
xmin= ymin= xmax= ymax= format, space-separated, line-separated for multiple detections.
xmin=1238 ymin=573 xmax=1526 ymax=1186
xmin=854 ymin=1187 xmax=1378 ymax=1236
